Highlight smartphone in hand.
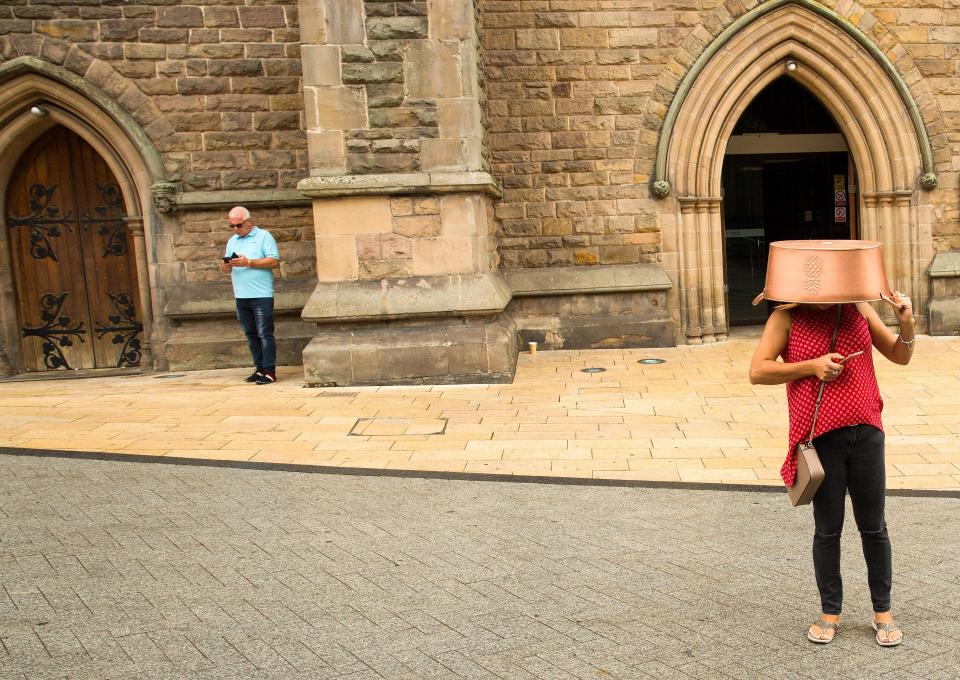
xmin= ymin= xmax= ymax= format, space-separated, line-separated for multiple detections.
xmin=222 ymin=252 xmax=239 ymax=263
xmin=839 ymin=350 xmax=864 ymax=364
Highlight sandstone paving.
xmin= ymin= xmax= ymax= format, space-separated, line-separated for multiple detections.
xmin=0 ymin=331 xmax=959 ymax=491
xmin=1 ymin=454 xmax=959 ymax=679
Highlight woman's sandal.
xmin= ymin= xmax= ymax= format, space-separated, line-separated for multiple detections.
xmin=872 ymin=621 xmax=902 ymax=647
xmin=807 ymin=618 xmax=839 ymax=644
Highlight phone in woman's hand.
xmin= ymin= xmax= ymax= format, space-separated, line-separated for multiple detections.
xmin=839 ymin=350 xmax=864 ymax=364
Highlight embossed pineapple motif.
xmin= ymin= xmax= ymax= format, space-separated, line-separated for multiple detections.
xmin=803 ymin=255 xmax=824 ymax=295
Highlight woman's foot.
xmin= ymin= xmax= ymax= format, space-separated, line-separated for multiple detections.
xmin=807 ymin=613 xmax=840 ymax=643
xmin=873 ymin=612 xmax=902 ymax=646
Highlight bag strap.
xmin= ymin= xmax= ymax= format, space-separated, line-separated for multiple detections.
xmin=805 ymin=304 xmax=843 ymax=445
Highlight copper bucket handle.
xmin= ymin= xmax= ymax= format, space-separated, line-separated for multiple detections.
xmin=753 ymin=290 xmax=899 ymax=307
xmin=879 ymin=290 xmax=906 ymax=309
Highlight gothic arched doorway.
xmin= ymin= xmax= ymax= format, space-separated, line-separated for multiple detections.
xmin=6 ymin=125 xmax=143 ymax=371
xmin=653 ymin=0 xmax=937 ymax=344
xmin=723 ymin=77 xmax=857 ymax=325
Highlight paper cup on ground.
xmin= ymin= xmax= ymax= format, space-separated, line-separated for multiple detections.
xmin=528 ymin=341 xmax=537 ymax=354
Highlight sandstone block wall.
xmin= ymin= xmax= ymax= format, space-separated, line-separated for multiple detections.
xmin=480 ymin=0 xmax=960 ymax=267
xmin=0 ymin=1 xmax=316 ymax=290
xmin=1 ymin=1 xmax=306 ymax=193
xmin=301 ymin=0 xmax=486 ymax=177
xmin=312 ymin=192 xmax=494 ymax=281
xmin=176 ymin=206 xmax=317 ymax=284
xmin=481 ymin=0 xmax=666 ymax=271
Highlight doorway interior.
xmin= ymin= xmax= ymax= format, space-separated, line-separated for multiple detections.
xmin=722 ymin=77 xmax=858 ymax=325
xmin=5 ymin=124 xmax=143 ymax=372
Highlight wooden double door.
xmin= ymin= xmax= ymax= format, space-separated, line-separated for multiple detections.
xmin=5 ymin=125 xmax=143 ymax=372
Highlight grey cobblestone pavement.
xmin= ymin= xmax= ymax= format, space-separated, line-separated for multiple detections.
xmin=1 ymin=454 xmax=959 ymax=679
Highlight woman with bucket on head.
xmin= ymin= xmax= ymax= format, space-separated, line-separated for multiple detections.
xmin=748 ymin=240 xmax=915 ymax=646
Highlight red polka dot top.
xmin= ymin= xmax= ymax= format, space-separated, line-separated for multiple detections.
xmin=781 ymin=304 xmax=883 ymax=485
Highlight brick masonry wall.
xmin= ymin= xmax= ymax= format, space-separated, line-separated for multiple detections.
xmin=341 ymin=0 xmax=440 ymax=175
xmin=0 ymin=1 xmax=316 ymax=286
xmin=876 ymin=3 xmax=960 ymax=251
xmin=301 ymin=0 xmax=485 ymax=178
xmin=1 ymin=1 xmax=307 ymax=193
xmin=176 ymin=205 xmax=315 ymax=283
xmin=481 ymin=0 xmax=960 ymax=267
xmin=481 ymin=0 xmax=673 ymax=271
xmin=312 ymin=192 xmax=494 ymax=281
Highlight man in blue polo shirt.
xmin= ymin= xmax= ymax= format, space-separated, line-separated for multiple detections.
xmin=220 ymin=206 xmax=281 ymax=384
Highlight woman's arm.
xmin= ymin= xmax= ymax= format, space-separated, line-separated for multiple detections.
xmin=749 ymin=308 xmax=844 ymax=385
xmin=856 ymin=292 xmax=915 ymax=365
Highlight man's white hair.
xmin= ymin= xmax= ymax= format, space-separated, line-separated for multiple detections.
xmin=228 ymin=206 xmax=250 ymax=221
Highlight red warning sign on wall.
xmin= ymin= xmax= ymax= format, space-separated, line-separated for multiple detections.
xmin=835 ymin=206 xmax=847 ymax=223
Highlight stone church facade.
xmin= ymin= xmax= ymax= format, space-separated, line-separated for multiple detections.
xmin=1 ymin=0 xmax=958 ymax=385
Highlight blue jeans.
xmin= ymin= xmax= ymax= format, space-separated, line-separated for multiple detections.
xmin=235 ymin=297 xmax=275 ymax=373
xmin=811 ymin=424 xmax=891 ymax=615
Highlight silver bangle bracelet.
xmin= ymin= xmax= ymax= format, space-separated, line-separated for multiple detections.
xmin=897 ymin=334 xmax=916 ymax=350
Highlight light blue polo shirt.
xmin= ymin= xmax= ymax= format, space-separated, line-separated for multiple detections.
xmin=226 ymin=226 xmax=280 ymax=299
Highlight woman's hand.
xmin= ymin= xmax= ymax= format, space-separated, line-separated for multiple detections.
xmin=881 ymin=290 xmax=914 ymax=325
xmin=811 ymin=353 xmax=845 ymax=382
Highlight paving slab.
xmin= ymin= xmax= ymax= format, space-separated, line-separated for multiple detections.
xmin=0 ymin=331 xmax=959 ymax=492
xmin=0 ymin=454 xmax=958 ymax=679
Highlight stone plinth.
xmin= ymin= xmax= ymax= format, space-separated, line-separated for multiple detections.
xmin=298 ymin=174 xmax=514 ymax=385
xmin=928 ymin=251 xmax=960 ymax=335
xmin=505 ymin=264 xmax=675 ymax=350
xmin=296 ymin=0 xmax=510 ymax=385
xmin=161 ymin=277 xmax=316 ymax=371
xmin=303 ymin=315 xmax=516 ymax=386
xmin=300 ymin=267 xmax=515 ymax=386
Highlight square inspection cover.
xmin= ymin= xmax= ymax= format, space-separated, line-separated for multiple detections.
xmin=349 ymin=417 xmax=448 ymax=436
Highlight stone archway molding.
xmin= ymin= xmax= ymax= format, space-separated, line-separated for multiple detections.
xmin=652 ymin=0 xmax=934 ymax=344
xmin=0 ymin=57 xmax=167 ymax=187
xmin=651 ymin=0 xmax=936 ymax=199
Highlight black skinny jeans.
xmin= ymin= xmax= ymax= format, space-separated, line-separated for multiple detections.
xmin=811 ymin=424 xmax=892 ymax=615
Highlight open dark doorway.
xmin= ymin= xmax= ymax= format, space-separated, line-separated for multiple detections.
xmin=722 ymin=77 xmax=857 ymax=325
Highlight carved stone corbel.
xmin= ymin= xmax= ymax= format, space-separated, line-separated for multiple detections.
xmin=150 ymin=182 xmax=176 ymax=214
xmin=652 ymin=179 xmax=671 ymax=199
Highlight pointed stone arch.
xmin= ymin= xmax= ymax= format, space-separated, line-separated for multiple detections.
xmin=652 ymin=0 xmax=937 ymax=343
xmin=0 ymin=56 xmax=167 ymax=371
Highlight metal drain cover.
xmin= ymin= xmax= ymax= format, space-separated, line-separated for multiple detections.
xmin=581 ymin=367 xmax=606 ymax=373
xmin=638 ymin=358 xmax=666 ymax=365
xmin=349 ymin=417 xmax=448 ymax=436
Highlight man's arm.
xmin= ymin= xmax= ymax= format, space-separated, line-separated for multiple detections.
xmin=239 ymin=230 xmax=280 ymax=269
xmin=243 ymin=256 xmax=280 ymax=269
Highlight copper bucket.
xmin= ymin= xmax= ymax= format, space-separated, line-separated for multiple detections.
xmin=752 ymin=240 xmax=892 ymax=305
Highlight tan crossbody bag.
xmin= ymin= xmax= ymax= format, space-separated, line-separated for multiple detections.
xmin=788 ymin=306 xmax=842 ymax=507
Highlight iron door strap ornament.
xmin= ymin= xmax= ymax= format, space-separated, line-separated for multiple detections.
xmin=20 ymin=292 xmax=86 ymax=370
xmin=81 ymin=183 xmax=127 ymax=257
xmin=8 ymin=183 xmax=71 ymax=261
xmin=94 ymin=292 xmax=143 ymax=368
